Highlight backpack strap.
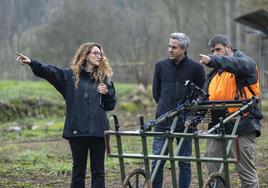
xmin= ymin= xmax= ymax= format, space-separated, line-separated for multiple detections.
xmin=235 ymin=79 xmax=256 ymax=100
xmin=235 ymin=64 xmax=259 ymax=99
xmin=245 ymin=83 xmax=256 ymax=96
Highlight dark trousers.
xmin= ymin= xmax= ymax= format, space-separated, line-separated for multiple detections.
xmin=69 ymin=137 xmax=105 ymax=188
xmin=151 ymin=137 xmax=192 ymax=188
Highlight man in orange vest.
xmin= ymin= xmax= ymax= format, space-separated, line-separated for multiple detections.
xmin=199 ymin=34 xmax=262 ymax=188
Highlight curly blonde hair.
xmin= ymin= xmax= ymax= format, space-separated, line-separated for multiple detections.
xmin=70 ymin=42 xmax=113 ymax=88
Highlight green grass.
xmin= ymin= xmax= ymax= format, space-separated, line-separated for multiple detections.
xmin=0 ymin=121 xmax=268 ymax=187
xmin=0 ymin=80 xmax=137 ymax=101
xmin=0 ymin=117 xmax=63 ymax=141
xmin=0 ymin=143 xmax=72 ymax=187
xmin=113 ymin=82 xmax=137 ymax=97
xmin=0 ymin=80 xmax=267 ymax=187
xmin=0 ymin=80 xmax=63 ymax=101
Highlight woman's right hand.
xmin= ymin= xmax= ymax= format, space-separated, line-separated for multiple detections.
xmin=16 ymin=52 xmax=31 ymax=65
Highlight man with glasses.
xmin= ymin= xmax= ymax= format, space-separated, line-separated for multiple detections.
xmin=199 ymin=34 xmax=262 ymax=187
xmin=151 ymin=32 xmax=205 ymax=188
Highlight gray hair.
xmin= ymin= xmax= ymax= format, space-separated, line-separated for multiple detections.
xmin=170 ymin=32 xmax=190 ymax=50
xmin=208 ymin=34 xmax=232 ymax=48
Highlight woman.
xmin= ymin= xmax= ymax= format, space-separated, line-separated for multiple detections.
xmin=16 ymin=42 xmax=116 ymax=188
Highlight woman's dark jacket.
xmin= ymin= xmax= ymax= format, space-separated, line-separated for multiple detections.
xmin=152 ymin=56 xmax=205 ymax=132
xmin=29 ymin=60 xmax=116 ymax=139
xmin=204 ymin=49 xmax=262 ymax=137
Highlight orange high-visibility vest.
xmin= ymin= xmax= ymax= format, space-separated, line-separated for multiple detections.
xmin=208 ymin=70 xmax=260 ymax=113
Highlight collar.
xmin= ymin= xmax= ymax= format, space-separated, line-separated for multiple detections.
xmin=169 ymin=55 xmax=188 ymax=66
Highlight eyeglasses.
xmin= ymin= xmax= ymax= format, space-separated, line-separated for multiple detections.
xmin=90 ymin=51 xmax=102 ymax=57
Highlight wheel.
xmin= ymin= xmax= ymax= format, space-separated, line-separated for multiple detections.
xmin=122 ymin=168 xmax=152 ymax=188
xmin=203 ymin=172 xmax=226 ymax=188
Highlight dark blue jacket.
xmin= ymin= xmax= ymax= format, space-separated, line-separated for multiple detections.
xmin=29 ymin=60 xmax=116 ymax=138
xmin=152 ymin=56 xmax=205 ymax=132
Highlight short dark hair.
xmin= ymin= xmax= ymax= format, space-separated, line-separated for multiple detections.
xmin=208 ymin=34 xmax=232 ymax=48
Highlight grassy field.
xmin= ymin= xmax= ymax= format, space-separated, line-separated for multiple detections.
xmin=0 ymin=124 xmax=267 ymax=187
xmin=0 ymin=80 xmax=137 ymax=101
xmin=0 ymin=80 xmax=267 ymax=187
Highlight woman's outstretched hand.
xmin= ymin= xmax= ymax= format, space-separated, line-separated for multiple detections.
xmin=16 ymin=52 xmax=31 ymax=65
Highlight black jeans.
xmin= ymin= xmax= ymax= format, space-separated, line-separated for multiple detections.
xmin=69 ymin=137 xmax=105 ymax=188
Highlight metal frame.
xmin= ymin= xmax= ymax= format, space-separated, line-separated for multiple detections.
xmin=105 ymin=97 xmax=258 ymax=188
